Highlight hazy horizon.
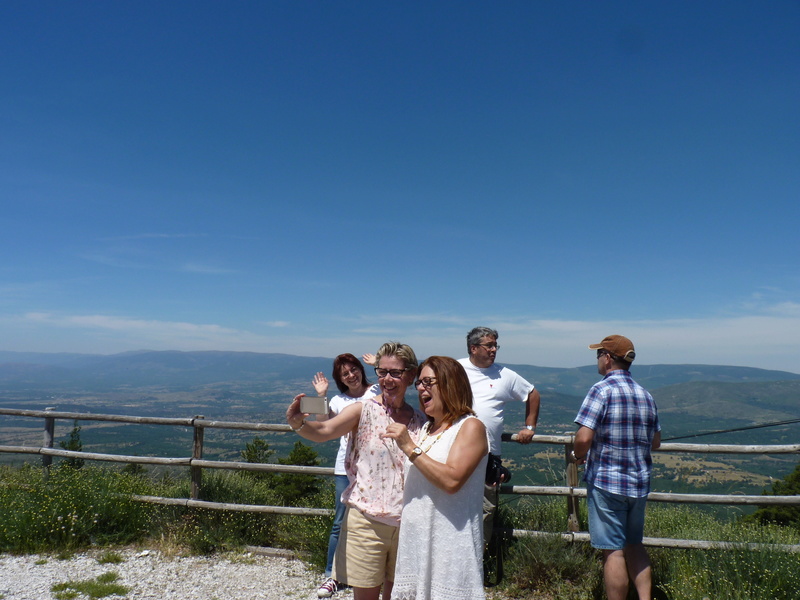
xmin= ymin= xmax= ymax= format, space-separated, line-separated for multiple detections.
xmin=1 ymin=347 xmax=798 ymax=376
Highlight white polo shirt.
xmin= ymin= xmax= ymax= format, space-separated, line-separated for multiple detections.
xmin=458 ymin=358 xmax=534 ymax=456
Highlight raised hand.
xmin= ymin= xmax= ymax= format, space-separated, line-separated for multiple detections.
xmin=312 ymin=371 xmax=329 ymax=397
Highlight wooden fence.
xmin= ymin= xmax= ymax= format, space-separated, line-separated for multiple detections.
xmin=1 ymin=406 xmax=799 ymax=553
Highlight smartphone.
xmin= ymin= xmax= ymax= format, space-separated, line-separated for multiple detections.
xmin=300 ymin=396 xmax=329 ymax=415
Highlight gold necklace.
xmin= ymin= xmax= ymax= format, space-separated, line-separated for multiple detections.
xmin=419 ymin=421 xmax=452 ymax=452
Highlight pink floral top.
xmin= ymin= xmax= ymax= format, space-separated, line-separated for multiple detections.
xmin=343 ymin=397 xmax=426 ymax=527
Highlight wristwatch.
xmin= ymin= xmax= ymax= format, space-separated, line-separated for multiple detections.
xmin=409 ymin=447 xmax=423 ymax=461
xmin=525 ymin=425 xmax=534 ymax=431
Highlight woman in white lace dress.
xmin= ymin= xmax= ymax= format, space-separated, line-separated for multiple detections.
xmin=383 ymin=356 xmax=488 ymax=600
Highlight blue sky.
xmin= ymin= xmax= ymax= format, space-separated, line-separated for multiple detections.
xmin=1 ymin=2 xmax=799 ymax=373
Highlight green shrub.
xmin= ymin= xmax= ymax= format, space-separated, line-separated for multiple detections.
xmin=153 ymin=466 xmax=332 ymax=556
xmin=273 ymin=441 xmax=323 ymax=505
xmin=502 ymin=498 xmax=601 ymax=599
xmin=8 ymin=455 xmax=795 ymax=599
xmin=648 ymin=504 xmax=800 ymax=600
xmin=0 ymin=447 xmax=332 ymax=559
xmin=498 ymin=499 xmax=800 ymax=600
xmin=271 ymin=487 xmax=333 ymax=570
xmin=745 ymin=460 xmax=800 ymax=530
xmin=0 ymin=464 xmax=157 ymax=553
xmin=58 ymin=421 xmax=85 ymax=470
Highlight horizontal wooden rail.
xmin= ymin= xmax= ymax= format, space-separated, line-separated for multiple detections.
xmin=0 ymin=408 xmax=292 ymax=432
xmin=503 ymin=484 xmax=800 ymax=506
xmin=193 ymin=420 xmax=291 ymax=432
xmin=647 ymin=491 xmax=800 ymax=505
xmin=2 ymin=408 xmax=797 ymax=453
xmin=502 ymin=484 xmax=584 ymax=497
xmin=502 ymin=432 xmax=800 ymax=454
xmin=194 ymin=459 xmax=333 ymax=475
xmin=0 ymin=407 xmax=194 ymax=427
xmin=128 ymin=493 xmax=800 ymax=553
xmin=0 ymin=445 xmax=334 ymax=474
xmin=657 ymin=442 xmax=800 ymax=454
xmin=131 ymin=494 xmax=333 ymax=516
xmin=0 ymin=445 xmax=192 ymax=465
xmin=511 ymin=529 xmax=800 ymax=553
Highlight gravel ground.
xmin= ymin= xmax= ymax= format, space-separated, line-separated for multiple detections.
xmin=1 ymin=548 xmax=513 ymax=600
xmin=0 ymin=548 xmax=355 ymax=600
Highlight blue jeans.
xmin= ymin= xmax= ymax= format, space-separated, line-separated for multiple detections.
xmin=325 ymin=474 xmax=350 ymax=577
xmin=586 ymin=482 xmax=648 ymax=550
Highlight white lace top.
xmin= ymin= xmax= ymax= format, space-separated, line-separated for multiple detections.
xmin=391 ymin=415 xmax=487 ymax=600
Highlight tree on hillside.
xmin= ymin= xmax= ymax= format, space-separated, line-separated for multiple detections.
xmin=121 ymin=462 xmax=147 ymax=477
xmin=273 ymin=441 xmax=322 ymax=505
xmin=241 ymin=436 xmax=275 ymax=464
xmin=59 ymin=420 xmax=84 ymax=469
xmin=746 ymin=461 xmax=800 ymax=530
xmin=240 ymin=436 xmax=276 ymax=482
xmin=238 ymin=437 xmax=321 ymax=504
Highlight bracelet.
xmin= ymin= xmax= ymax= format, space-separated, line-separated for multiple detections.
xmin=570 ymin=450 xmax=580 ymax=462
xmin=292 ymin=419 xmax=307 ymax=432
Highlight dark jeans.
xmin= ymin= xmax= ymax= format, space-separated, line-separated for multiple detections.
xmin=325 ymin=474 xmax=350 ymax=577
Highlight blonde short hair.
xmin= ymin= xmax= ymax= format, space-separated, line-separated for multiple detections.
xmin=374 ymin=341 xmax=418 ymax=370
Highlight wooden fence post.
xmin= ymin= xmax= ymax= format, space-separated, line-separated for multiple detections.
xmin=191 ymin=416 xmax=205 ymax=500
xmin=42 ymin=406 xmax=55 ymax=479
xmin=565 ymin=442 xmax=580 ymax=532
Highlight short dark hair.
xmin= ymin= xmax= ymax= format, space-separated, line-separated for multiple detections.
xmin=607 ymin=353 xmax=632 ymax=371
xmin=331 ymin=353 xmax=370 ymax=394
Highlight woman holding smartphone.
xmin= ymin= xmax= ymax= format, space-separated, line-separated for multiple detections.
xmin=287 ymin=342 xmax=426 ymax=600
xmin=311 ymin=353 xmax=380 ymax=599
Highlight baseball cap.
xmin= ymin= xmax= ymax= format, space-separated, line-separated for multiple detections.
xmin=588 ymin=335 xmax=636 ymax=362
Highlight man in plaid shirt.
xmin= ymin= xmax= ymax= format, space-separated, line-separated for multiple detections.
xmin=572 ymin=335 xmax=661 ymax=600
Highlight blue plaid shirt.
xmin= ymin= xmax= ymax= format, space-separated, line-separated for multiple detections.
xmin=575 ymin=370 xmax=660 ymax=498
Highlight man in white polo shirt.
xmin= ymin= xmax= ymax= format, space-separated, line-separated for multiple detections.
xmin=458 ymin=326 xmax=540 ymax=458
xmin=458 ymin=326 xmax=540 ymax=550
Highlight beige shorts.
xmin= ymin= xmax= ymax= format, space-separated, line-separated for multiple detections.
xmin=332 ymin=507 xmax=399 ymax=588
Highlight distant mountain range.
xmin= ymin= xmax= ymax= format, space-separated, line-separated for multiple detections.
xmin=1 ymin=350 xmax=798 ymax=438
xmin=0 ymin=350 xmax=798 ymax=395
xmin=506 ymin=362 xmax=800 ymax=396
xmin=1 ymin=350 xmax=797 ymax=486
xmin=0 ymin=350 xmax=331 ymax=389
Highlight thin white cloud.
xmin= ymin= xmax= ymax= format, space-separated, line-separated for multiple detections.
xmin=450 ymin=309 xmax=800 ymax=372
xmin=346 ymin=313 xmax=467 ymax=325
xmin=21 ymin=312 xmax=270 ymax=351
xmin=291 ymin=305 xmax=800 ymax=373
xmin=763 ymin=302 xmax=800 ymax=317
xmin=10 ymin=302 xmax=800 ymax=374
xmin=264 ymin=321 xmax=291 ymax=328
